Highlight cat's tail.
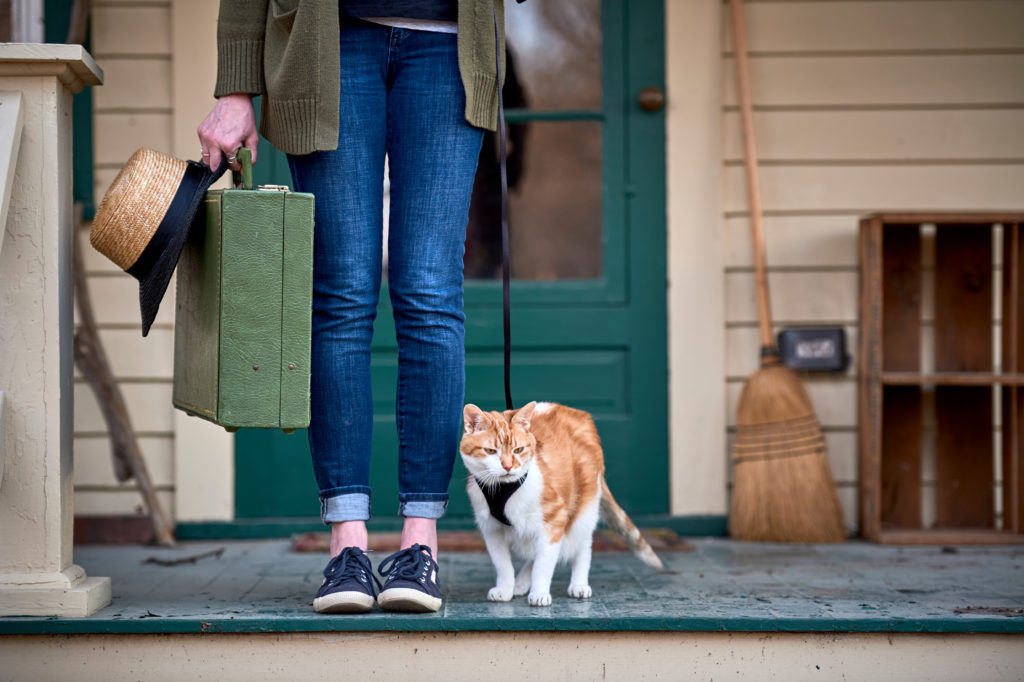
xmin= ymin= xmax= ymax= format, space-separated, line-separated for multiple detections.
xmin=599 ymin=477 xmax=664 ymax=570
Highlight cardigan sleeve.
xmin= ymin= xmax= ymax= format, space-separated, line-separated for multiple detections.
xmin=214 ymin=1 xmax=269 ymax=97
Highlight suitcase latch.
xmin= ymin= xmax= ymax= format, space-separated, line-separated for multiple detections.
xmin=258 ymin=184 xmax=291 ymax=192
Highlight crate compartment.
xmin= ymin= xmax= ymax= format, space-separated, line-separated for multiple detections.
xmin=859 ymin=213 xmax=1024 ymax=544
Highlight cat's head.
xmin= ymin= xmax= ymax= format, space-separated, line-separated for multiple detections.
xmin=459 ymin=401 xmax=538 ymax=484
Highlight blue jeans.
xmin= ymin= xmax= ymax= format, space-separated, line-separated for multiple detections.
xmin=288 ymin=19 xmax=483 ymax=523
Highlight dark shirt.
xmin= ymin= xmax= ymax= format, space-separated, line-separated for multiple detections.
xmin=339 ymin=1 xmax=458 ymax=21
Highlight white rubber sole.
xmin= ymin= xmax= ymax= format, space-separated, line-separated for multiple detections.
xmin=313 ymin=590 xmax=376 ymax=614
xmin=377 ymin=587 xmax=442 ymax=613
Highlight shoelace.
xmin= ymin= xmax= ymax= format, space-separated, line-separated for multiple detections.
xmin=323 ymin=547 xmax=381 ymax=591
xmin=377 ymin=544 xmax=435 ymax=584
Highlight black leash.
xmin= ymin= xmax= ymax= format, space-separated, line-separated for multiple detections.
xmin=494 ymin=10 xmax=513 ymax=411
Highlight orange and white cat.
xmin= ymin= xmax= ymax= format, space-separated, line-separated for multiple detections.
xmin=460 ymin=401 xmax=663 ymax=606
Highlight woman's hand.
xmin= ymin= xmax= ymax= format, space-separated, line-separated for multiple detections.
xmin=197 ymin=93 xmax=259 ymax=173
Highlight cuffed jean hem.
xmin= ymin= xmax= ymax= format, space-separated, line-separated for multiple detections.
xmin=320 ymin=491 xmax=371 ymax=524
xmin=398 ymin=498 xmax=449 ymax=520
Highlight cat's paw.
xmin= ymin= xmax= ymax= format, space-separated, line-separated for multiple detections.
xmin=568 ymin=583 xmax=592 ymax=599
xmin=527 ymin=591 xmax=552 ymax=607
xmin=512 ymin=579 xmax=530 ymax=597
xmin=487 ymin=586 xmax=514 ymax=602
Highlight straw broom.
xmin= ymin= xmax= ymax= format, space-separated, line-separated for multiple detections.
xmin=727 ymin=0 xmax=845 ymax=542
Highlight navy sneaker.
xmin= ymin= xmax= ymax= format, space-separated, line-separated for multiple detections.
xmin=376 ymin=544 xmax=442 ymax=613
xmin=313 ymin=546 xmax=380 ymax=614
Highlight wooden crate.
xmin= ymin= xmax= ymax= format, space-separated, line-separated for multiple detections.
xmin=859 ymin=213 xmax=1024 ymax=544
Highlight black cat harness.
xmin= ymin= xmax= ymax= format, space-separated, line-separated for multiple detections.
xmin=475 ymin=474 xmax=527 ymax=527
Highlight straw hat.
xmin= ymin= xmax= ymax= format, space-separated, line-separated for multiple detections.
xmin=91 ymin=149 xmax=225 ymax=336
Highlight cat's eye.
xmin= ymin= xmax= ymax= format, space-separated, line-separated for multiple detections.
xmin=484 ymin=448 xmax=497 ymax=455
xmin=513 ymin=447 xmax=524 ymax=454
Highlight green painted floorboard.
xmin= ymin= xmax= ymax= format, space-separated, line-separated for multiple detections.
xmin=2 ymin=539 xmax=1022 ymax=634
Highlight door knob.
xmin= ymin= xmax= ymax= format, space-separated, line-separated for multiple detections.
xmin=637 ymin=87 xmax=665 ymax=112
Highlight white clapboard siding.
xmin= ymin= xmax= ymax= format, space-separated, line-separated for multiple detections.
xmin=92 ymin=59 xmax=173 ymax=111
xmin=91 ymin=5 xmax=171 ymax=55
xmin=74 ymin=382 xmax=175 ymax=434
xmin=76 ymin=273 xmax=176 ymax=328
xmin=717 ymin=0 xmax=1024 ymax=530
xmin=722 ymin=1 xmax=1024 ymax=53
xmin=724 ymin=215 xmax=861 ymax=267
xmin=74 ymin=490 xmax=174 ymax=517
xmin=721 ymin=165 xmax=1024 ymax=214
xmin=92 ymin=167 xmax=121 ymax=209
xmin=722 ymin=110 xmax=1024 ymax=162
xmin=721 ymin=55 xmax=1024 ymax=108
xmin=94 ymin=113 xmax=173 ymax=165
xmin=72 ymin=328 xmax=175 ymax=379
xmin=84 ymin=3 xmax=177 ymax=520
xmin=725 ymin=271 xmax=859 ymax=324
xmin=79 ymin=225 xmax=120 ymax=273
xmin=74 ymin=435 xmax=175 ymax=487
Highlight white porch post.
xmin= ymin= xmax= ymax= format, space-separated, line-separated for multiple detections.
xmin=0 ymin=44 xmax=108 ymax=617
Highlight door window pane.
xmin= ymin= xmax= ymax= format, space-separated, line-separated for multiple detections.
xmin=504 ymin=0 xmax=602 ymax=111
xmin=465 ymin=0 xmax=603 ymax=281
xmin=466 ymin=122 xmax=602 ymax=280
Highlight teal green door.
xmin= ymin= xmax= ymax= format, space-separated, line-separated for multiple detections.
xmin=235 ymin=0 xmax=666 ymax=524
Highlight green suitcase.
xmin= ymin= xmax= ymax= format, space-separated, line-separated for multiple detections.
xmin=173 ymin=149 xmax=314 ymax=431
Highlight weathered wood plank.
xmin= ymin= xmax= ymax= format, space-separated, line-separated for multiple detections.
xmin=858 ymin=217 xmax=884 ymax=540
xmin=882 ymin=225 xmax=921 ymax=372
xmin=935 ymin=225 xmax=993 ymax=373
xmin=934 ymin=224 xmax=994 ymax=528
xmin=935 ymin=387 xmax=994 ymax=528
xmin=881 ymin=386 xmax=922 ymax=529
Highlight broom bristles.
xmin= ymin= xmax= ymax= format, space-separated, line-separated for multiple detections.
xmin=730 ymin=364 xmax=846 ymax=543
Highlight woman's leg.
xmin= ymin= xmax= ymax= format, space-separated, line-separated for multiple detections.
xmin=287 ymin=20 xmax=391 ymax=549
xmin=385 ymin=27 xmax=485 ymax=550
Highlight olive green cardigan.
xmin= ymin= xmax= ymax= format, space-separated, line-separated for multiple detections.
xmin=215 ymin=0 xmax=506 ymax=154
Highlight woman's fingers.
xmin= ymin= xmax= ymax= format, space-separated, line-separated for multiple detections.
xmin=196 ymin=93 xmax=257 ymax=174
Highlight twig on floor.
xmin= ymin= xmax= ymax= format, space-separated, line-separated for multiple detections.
xmin=143 ymin=548 xmax=225 ymax=566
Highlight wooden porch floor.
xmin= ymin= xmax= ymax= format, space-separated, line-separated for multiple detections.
xmin=2 ymin=538 xmax=1023 ymax=634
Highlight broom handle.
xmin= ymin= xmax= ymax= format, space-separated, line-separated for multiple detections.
xmin=730 ymin=0 xmax=775 ymax=352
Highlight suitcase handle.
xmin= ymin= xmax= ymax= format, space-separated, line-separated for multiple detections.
xmin=230 ymin=147 xmax=254 ymax=191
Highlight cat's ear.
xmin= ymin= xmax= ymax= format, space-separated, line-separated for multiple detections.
xmin=513 ymin=401 xmax=537 ymax=431
xmin=463 ymin=404 xmax=486 ymax=434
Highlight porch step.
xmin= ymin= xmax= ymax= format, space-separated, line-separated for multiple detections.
xmin=2 ymin=539 xmax=1023 ymax=636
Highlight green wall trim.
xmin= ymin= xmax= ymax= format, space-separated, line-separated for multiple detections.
xmin=174 ymin=515 xmax=728 ymax=541
xmin=3 ymin=615 xmax=1021 ymax=636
